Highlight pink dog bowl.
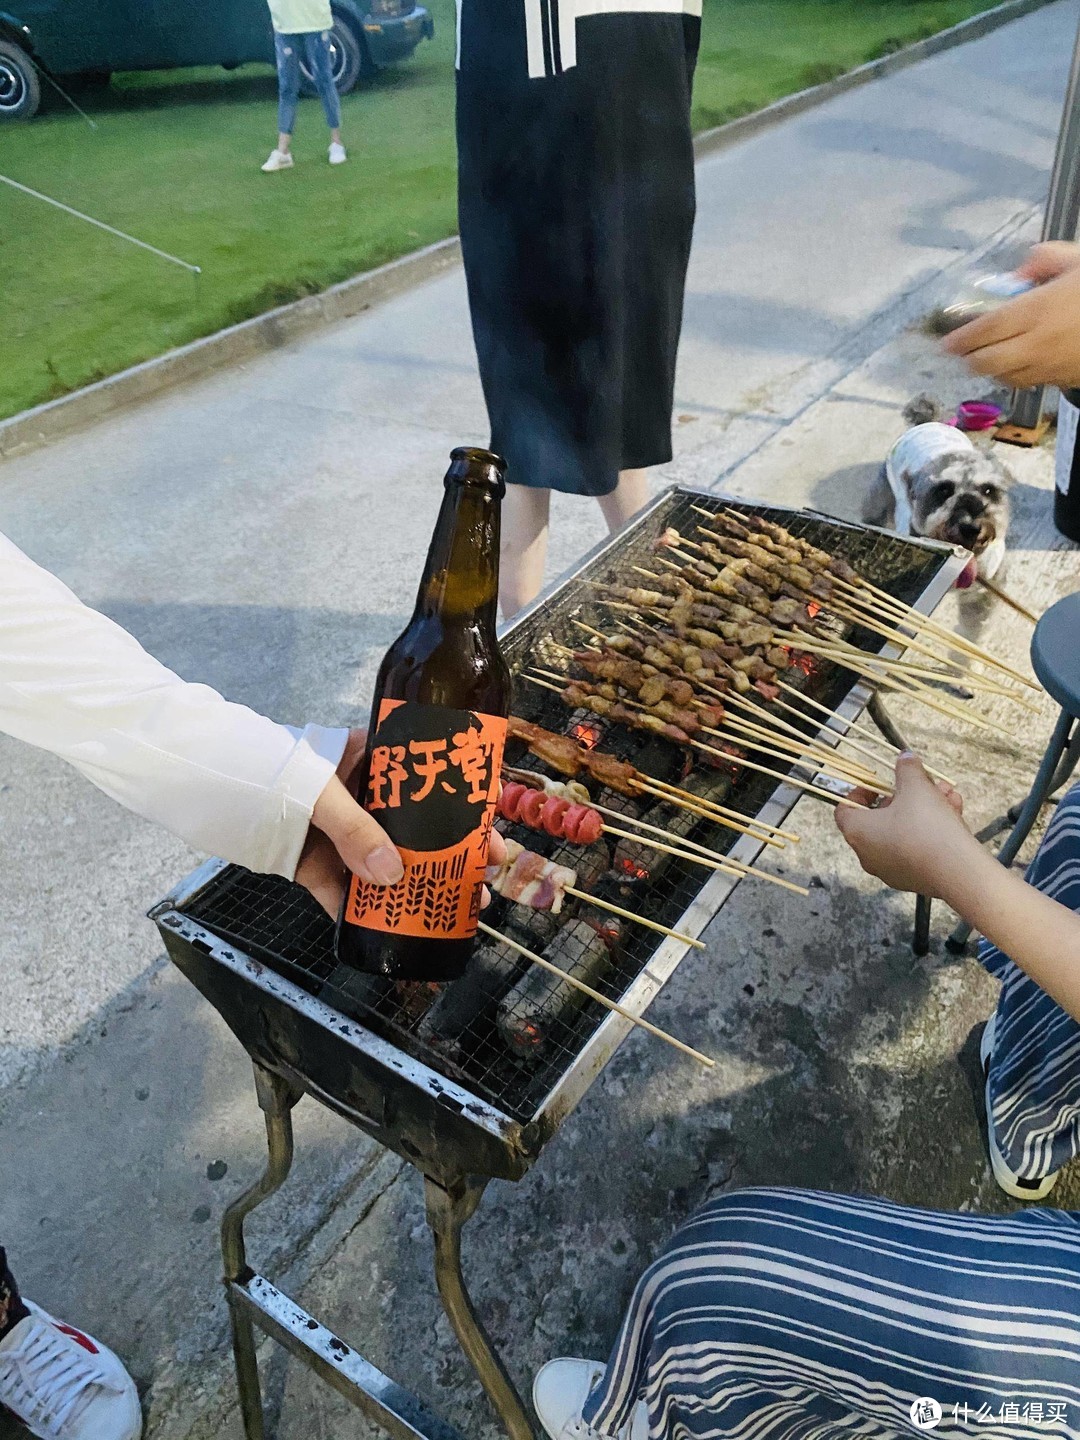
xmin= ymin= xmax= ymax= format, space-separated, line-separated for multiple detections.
xmin=955 ymin=401 xmax=1002 ymax=432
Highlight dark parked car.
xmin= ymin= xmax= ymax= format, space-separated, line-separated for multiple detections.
xmin=0 ymin=0 xmax=433 ymax=118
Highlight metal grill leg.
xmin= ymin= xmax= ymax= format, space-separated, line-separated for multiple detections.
xmin=866 ymin=695 xmax=934 ymax=953
xmin=425 ymin=1177 xmax=536 ymax=1440
xmin=947 ymin=709 xmax=1079 ymax=953
xmin=221 ymin=1065 xmax=301 ymax=1440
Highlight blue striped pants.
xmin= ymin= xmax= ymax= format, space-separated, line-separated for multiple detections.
xmin=582 ymin=788 xmax=1080 ymax=1439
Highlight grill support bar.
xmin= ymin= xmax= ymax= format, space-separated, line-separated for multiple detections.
xmin=218 ymin=1063 xmax=534 ymax=1440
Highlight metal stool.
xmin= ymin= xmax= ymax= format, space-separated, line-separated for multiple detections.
xmin=947 ymin=591 xmax=1080 ymax=954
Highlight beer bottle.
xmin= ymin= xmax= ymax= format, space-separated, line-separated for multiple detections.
xmin=336 ymin=448 xmax=512 ymax=980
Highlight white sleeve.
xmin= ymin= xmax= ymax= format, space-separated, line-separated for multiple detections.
xmin=0 ymin=533 xmax=349 ymax=879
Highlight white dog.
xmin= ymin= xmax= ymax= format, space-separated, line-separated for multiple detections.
xmin=863 ymin=397 xmax=1012 ymax=581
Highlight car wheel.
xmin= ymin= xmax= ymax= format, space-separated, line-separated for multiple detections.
xmin=299 ymin=14 xmax=365 ymax=97
xmin=0 ymin=39 xmax=40 ymax=120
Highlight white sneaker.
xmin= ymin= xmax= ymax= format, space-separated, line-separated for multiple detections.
xmin=533 ymin=1358 xmax=648 ymax=1440
xmin=328 ymin=141 xmax=347 ymax=165
xmin=981 ymin=1014 xmax=1059 ymax=1201
xmin=0 ymin=1300 xmax=141 ymax=1439
xmin=261 ymin=148 xmax=294 ymax=172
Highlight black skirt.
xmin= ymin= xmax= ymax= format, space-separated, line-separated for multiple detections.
xmin=456 ymin=2 xmax=701 ymax=497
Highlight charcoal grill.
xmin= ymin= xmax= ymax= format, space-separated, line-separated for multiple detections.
xmin=151 ymin=487 xmax=965 ymax=1440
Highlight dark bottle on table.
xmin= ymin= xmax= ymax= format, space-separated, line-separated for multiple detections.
xmin=1055 ymin=390 xmax=1080 ymax=543
xmin=336 ymin=448 xmax=512 ymax=980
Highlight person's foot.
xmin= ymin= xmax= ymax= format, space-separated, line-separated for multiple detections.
xmin=261 ymin=148 xmax=294 ymax=172
xmin=328 ymin=141 xmax=347 ymax=165
xmin=533 ymin=1359 xmax=648 ymax=1440
xmin=981 ymin=1015 xmax=1059 ymax=1201
xmin=0 ymin=1300 xmax=141 ymax=1439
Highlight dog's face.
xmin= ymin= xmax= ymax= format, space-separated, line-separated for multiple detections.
xmin=907 ymin=452 xmax=1011 ymax=558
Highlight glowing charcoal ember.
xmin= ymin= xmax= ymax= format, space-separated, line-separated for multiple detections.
xmin=569 ymin=719 xmax=604 ymax=749
xmin=496 ymin=918 xmax=616 ymax=1061
xmin=415 ymin=939 xmax=524 ymax=1053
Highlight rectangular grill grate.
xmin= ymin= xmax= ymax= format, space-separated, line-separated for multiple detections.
xmin=177 ymin=491 xmax=950 ymax=1128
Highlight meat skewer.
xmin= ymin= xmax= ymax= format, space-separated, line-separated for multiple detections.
xmin=682 ymin=529 xmax=1038 ymax=709
xmin=477 ymin=922 xmax=716 ymax=1069
xmin=528 ymin=668 xmax=888 ymax=793
xmin=553 ymin=639 xmax=887 ymax=789
xmin=487 ymin=839 xmax=705 ymax=949
xmin=596 ymin=578 xmax=1010 ymax=735
xmin=613 ymin=617 xmax=958 ymax=786
xmin=700 ymin=504 xmax=1038 ymax=691
xmin=525 ymin=674 xmax=860 ymax=807
xmin=497 ymin=776 xmax=797 ymax=887
xmin=507 ymin=714 xmax=793 ymax=840
xmin=498 ymin=781 xmax=606 ymax=845
xmin=665 ymin=512 xmax=1037 ymax=707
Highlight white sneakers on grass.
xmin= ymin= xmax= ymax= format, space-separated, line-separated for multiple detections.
xmin=260 ymin=144 xmax=347 ymax=171
xmin=533 ymin=1359 xmax=648 ymax=1440
xmin=0 ymin=1300 xmax=141 ymax=1440
xmin=261 ymin=148 xmax=294 ymax=172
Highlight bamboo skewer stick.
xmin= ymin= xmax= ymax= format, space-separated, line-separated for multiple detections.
xmin=597 ymin=820 xmax=809 ymax=897
xmin=771 ymin=685 xmax=961 ymax=789
xmin=728 ymin=687 xmax=900 ymax=780
xmin=781 ymin=639 xmax=1022 ymax=699
xmin=716 ymin=713 xmax=890 ymax=791
xmin=632 ymin=778 xmax=801 ymax=842
xmin=562 ymin=886 xmax=704 ymax=948
xmin=629 ymin=784 xmax=788 ymax=844
xmin=768 ymin=635 xmax=1009 ymax=736
xmin=831 ymin=575 xmax=1039 ymax=690
xmin=589 ymin=799 xmax=785 ymax=864
xmin=476 ymin=922 xmax=716 ymax=1069
xmin=696 ymin=721 xmax=893 ymax=795
xmin=714 ymin=691 xmax=884 ymax=778
xmin=975 ymin=575 xmax=1039 ymax=626
xmin=690 ymin=737 xmax=860 ymax=807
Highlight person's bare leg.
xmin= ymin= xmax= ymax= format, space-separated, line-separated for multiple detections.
xmin=501 ymin=485 xmax=551 ymax=619
xmin=277 ymin=132 xmax=292 ymax=155
xmin=598 ymin=468 xmax=650 ymax=534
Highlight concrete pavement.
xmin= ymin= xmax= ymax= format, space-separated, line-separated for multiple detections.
xmin=1 ymin=3 xmax=1079 ymax=1435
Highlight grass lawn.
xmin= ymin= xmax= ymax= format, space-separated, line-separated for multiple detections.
xmin=4 ymin=0 xmax=1008 ymax=421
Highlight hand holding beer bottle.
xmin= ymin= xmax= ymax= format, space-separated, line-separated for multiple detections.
xmin=336 ymin=449 xmax=513 ymax=980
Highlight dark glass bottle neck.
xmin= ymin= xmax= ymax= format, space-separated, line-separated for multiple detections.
xmin=413 ymin=450 xmax=504 ymax=626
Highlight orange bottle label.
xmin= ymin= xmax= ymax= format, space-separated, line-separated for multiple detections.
xmin=345 ymin=701 xmax=507 ymax=941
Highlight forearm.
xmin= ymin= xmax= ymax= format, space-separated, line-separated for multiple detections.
xmin=944 ymin=847 xmax=1080 ymax=1023
xmin=0 ymin=534 xmax=347 ymax=877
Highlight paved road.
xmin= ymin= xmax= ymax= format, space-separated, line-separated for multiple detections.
xmin=0 ymin=3 xmax=1076 ymax=1431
